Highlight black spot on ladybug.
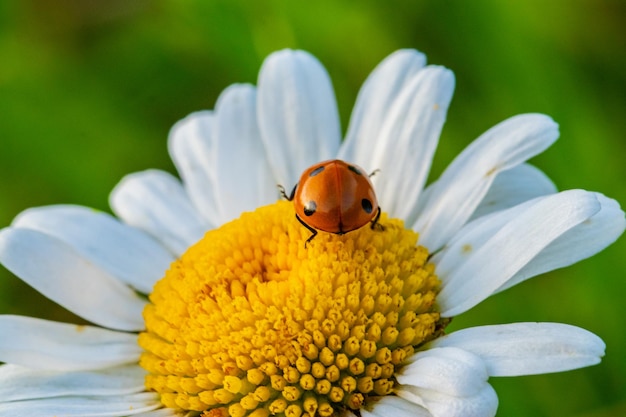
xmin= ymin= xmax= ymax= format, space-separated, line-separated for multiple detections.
xmin=361 ymin=198 xmax=373 ymax=214
xmin=304 ymin=201 xmax=317 ymax=216
xmin=348 ymin=165 xmax=363 ymax=176
xmin=309 ymin=166 xmax=325 ymax=177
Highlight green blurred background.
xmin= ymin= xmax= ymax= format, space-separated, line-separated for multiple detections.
xmin=1 ymin=1 xmax=625 ymax=415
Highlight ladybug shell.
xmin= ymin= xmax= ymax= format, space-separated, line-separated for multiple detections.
xmin=293 ymin=160 xmax=379 ymax=234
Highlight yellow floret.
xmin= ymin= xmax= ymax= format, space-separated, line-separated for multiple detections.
xmin=140 ymin=201 xmax=443 ymax=415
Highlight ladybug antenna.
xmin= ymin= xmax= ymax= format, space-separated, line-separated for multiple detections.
xmin=277 ymin=184 xmax=297 ymax=201
xmin=368 ymin=169 xmax=381 ymax=178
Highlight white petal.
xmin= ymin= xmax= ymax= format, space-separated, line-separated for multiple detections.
xmin=0 ymin=364 xmax=145 ymax=401
xmin=168 ymin=111 xmax=220 ymax=227
xmin=469 ymin=163 xmax=557 ymax=221
xmin=339 ymin=49 xmax=427 ymax=164
xmin=430 ymin=323 xmax=606 ymax=376
xmin=0 ymin=316 xmax=141 ymax=371
xmin=397 ymin=347 xmax=488 ymax=397
xmin=496 ymin=192 xmax=625 ymax=292
xmin=436 ymin=189 xmax=600 ymax=317
xmin=257 ymin=49 xmax=341 ymax=188
xmin=12 ymin=205 xmax=173 ymax=294
xmin=0 ymin=393 xmax=159 ymax=417
xmin=413 ymin=114 xmax=559 ymax=252
xmin=361 ymin=396 xmax=433 ymax=417
xmin=110 ymin=170 xmax=208 ymax=257
xmin=395 ymin=347 xmax=497 ymax=417
xmin=369 ymin=66 xmax=455 ymax=223
xmin=213 ymin=84 xmax=278 ymax=222
xmin=0 ymin=228 xmax=146 ymax=331
xmin=397 ymin=382 xmax=498 ymax=417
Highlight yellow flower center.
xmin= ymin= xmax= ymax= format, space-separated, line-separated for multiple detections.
xmin=139 ymin=200 xmax=444 ymax=416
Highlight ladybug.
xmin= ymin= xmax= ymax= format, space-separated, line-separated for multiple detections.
xmin=279 ymin=159 xmax=382 ymax=245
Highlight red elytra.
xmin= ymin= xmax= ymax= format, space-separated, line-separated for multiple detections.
xmin=280 ymin=159 xmax=382 ymax=245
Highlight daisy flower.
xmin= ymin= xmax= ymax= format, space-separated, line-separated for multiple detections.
xmin=0 ymin=49 xmax=624 ymax=417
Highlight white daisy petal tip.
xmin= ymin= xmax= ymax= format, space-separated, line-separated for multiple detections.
xmin=430 ymin=322 xmax=606 ymax=377
xmin=385 ymin=48 xmax=428 ymax=67
xmin=109 ymin=169 xmax=208 ymax=257
xmin=338 ymin=48 xmax=428 ymax=165
xmin=211 ymin=82 xmax=277 ymax=221
xmin=257 ymin=47 xmax=341 ymax=187
xmin=592 ymin=192 xmax=626 ymax=239
xmin=166 ymin=110 xmax=213 ymax=156
xmin=495 ymin=113 xmax=560 ymax=148
xmin=166 ymin=111 xmax=213 ymax=178
xmin=166 ymin=110 xmax=222 ymax=227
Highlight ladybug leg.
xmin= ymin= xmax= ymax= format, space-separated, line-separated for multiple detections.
xmin=295 ymin=214 xmax=318 ymax=247
xmin=278 ymin=184 xmax=297 ymax=201
xmin=370 ymin=206 xmax=385 ymax=231
xmin=368 ymin=169 xmax=381 ymax=178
